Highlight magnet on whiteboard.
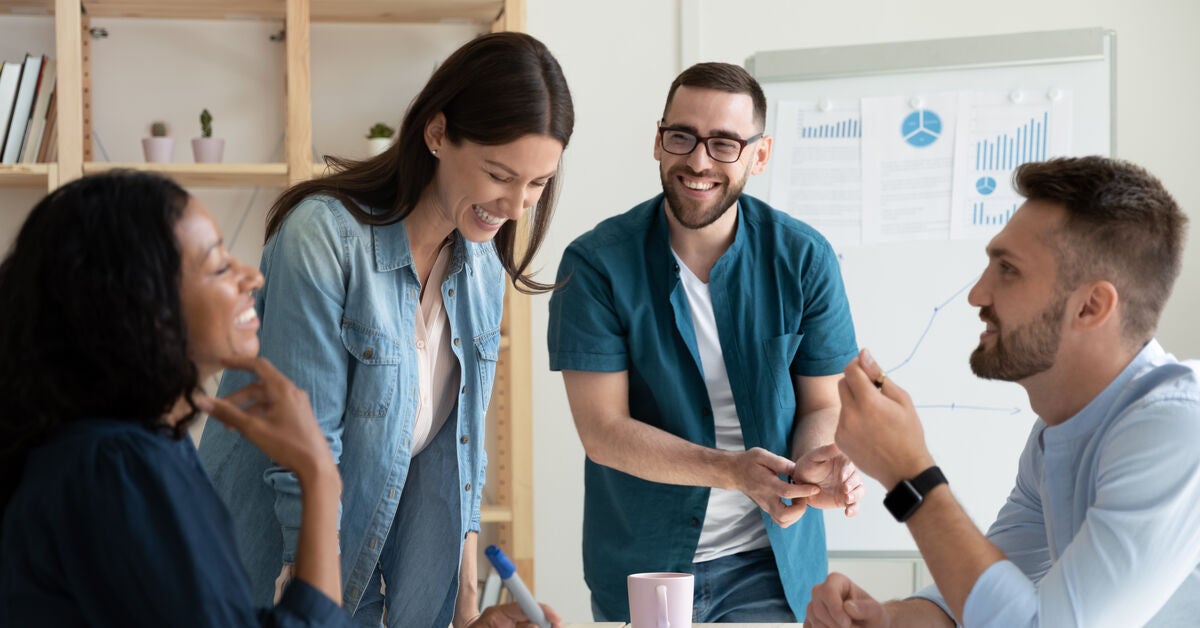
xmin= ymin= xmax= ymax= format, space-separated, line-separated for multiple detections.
xmin=1047 ymin=88 xmax=1064 ymax=101
xmin=909 ymin=96 xmax=924 ymax=109
xmin=1009 ymin=90 xmax=1024 ymax=104
xmin=818 ymin=98 xmax=833 ymax=112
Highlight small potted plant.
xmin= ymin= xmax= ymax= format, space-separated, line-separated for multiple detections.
xmin=366 ymin=122 xmax=394 ymax=157
xmin=192 ymin=108 xmax=224 ymax=163
xmin=142 ymin=121 xmax=173 ymax=163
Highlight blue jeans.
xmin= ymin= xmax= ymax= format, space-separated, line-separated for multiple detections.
xmin=591 ymin=547 xmax=796 ymax=623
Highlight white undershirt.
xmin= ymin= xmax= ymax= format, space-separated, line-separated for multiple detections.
xmin=411 ymin=242 xmax=459 ymax=455
xmin=672 ymin=250 xmax=770 ymax=563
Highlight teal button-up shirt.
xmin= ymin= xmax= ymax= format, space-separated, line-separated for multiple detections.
xmin=548 ymin=193 xmax=858 ymax=620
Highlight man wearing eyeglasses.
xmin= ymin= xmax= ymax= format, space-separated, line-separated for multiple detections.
xmin=548 ymin=62 xmax=863 ymax=623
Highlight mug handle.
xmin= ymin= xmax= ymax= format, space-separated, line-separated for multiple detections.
xmin=656 ymin=584 xmax=670 ymax=628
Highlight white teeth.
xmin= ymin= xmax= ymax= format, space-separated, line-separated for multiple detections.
xmin=472 ymin=204 xmax=504 ymax=225
xmin=235 ymin=307 xmax=257 ymax=324
xmin=682 ymin=179 xmax=714 ymax=191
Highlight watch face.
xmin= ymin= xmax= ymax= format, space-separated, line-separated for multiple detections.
xmin=884 ymin=480 xmax=924 ymax=522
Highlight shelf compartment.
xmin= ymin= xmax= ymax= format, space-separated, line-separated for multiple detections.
xmin=83 ymin=162 xmax=289 ymax=187
xmin=0 ymin=163 xmax=53 ymax=188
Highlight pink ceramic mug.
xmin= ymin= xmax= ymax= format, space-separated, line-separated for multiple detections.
xmin=627 ymin=572 xmax=693 ymax=628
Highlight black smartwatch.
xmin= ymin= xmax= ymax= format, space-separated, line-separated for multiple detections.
xmin=883 ymin=465 xmax=947 ymax=522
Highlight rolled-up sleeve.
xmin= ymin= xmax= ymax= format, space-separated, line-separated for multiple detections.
xmin=547 ymin=242 xmax=628 ymax=373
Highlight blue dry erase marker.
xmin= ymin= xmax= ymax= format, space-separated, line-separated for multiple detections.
xmin=485 ymin=545 xmax=550 ymax=628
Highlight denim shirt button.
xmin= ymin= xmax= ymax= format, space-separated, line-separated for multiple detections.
xmin=453 ymin=337 xmax=461 ymax=347
xmin=448 ymin=288 xmax=455 ymax=297
xmin=464 ymin=482 xmax=472 ymax=492
xmin=362 ymin=347 xmax=374 ymax=359
xmin=460 ymin=435 xmax=469 ymax=444
xmin=460 ymin=385 xmax=467 ymax=395
xmin=369 ymin=537 xmax=378 ymax=550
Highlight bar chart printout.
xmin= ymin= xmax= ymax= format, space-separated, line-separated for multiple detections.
xmin=768 ymin=100 xmax=863 ymax=247
xmin=951 ymin=92 xmax=1073 ymax=240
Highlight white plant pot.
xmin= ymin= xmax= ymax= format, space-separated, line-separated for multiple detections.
xmin=142 ymin=137 xmax=174 ymax=163
xmin=192 ymin=137 xmax=225 ymax=163
xmin=366 ymin=137 xmax=391 ymax=157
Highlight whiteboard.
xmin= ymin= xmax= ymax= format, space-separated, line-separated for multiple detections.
xmin=744 ymin=29 xmax=1115 ymax=551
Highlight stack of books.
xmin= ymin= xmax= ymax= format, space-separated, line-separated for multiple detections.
xmin=0 ymin=53 xmax=57 ymax=165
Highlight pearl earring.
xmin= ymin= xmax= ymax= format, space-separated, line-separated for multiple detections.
xmin=431 ymin=149 xmax=438 ymax=157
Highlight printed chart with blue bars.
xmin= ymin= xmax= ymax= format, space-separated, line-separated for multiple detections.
xmin=954 ymin=104 xmax=1065 ymax=236
xmin=800 ymin=117 xmax=861 ymax=139
xmin=974 ymin=111 xmax=1049 ymax=174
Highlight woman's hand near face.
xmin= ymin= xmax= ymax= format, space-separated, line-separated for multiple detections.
xmin=198 ymin=355 xmax=343 ymax=604
xmin=198 ymin=356 xmax=336 ymax=482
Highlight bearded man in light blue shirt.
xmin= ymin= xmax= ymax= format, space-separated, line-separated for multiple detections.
xmin=807 ymin=156 xmax=1200 ymax=627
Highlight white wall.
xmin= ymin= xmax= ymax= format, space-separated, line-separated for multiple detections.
xmin=3 ymin=1 xmax=1199 ymax=622
xmin=525 ymin=0 xmax=1200 ymax=620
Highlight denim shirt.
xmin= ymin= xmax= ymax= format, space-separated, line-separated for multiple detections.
xmin=547 ymin=193 xmax=858 ymax=620
xmin=199 ymin=195 xmax=503 ymax=624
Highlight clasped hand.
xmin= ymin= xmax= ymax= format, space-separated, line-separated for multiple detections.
xmin=733 ymin=443 xmax=864 ymax=527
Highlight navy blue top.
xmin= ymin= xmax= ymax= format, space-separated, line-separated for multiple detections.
xmin=547 ymin=193 xmax=858 ymax=619
xmin=0 ymin=418 xmax=349 ymax=627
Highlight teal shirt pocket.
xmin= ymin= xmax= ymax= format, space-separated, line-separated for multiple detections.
xmin=764 ymin=333 xmax=804 ymax=408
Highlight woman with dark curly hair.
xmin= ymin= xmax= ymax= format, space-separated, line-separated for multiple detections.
xmin=0 ymin=171 xmax=349 ymax=627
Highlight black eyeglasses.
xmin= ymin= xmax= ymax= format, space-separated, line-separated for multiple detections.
xmin=657 ymin=125 xmax=763 ymax=163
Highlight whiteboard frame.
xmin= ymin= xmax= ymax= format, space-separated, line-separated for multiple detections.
xmin=746 ymin=27 xmax=1116 ymax=154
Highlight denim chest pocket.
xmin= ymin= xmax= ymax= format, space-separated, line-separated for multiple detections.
xmin=763 ymin=333 xmax=804 ymax=408
xmin=474 ymin=328 xmax=502 ymax=401
xmin=340 ymin=319 xmax=403 ymax=419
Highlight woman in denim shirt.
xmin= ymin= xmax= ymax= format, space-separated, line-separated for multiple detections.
xmin=199 ymin=32 xmax=573 ymax=628
xmin=0 ymin=171 xmax=349 ymax=626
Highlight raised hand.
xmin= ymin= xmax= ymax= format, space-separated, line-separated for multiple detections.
xmin=197 ymin=356 xmax=335 ymax=481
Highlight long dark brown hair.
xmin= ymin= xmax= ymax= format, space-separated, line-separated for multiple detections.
xmin=266 ymin=31 xmax=574 ymax=293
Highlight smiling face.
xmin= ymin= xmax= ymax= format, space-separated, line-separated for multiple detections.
xmin=655 ymin=86 xmax=771 ymax=230
xmin=425 ymin=114 xmax=563 ymax=243
xmin=967 ymin=200 xmax=1070 ymax=382
xmin=176 ymin=197 xmax=264 ymax=380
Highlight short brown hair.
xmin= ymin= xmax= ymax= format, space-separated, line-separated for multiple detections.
xmin=662 ymin=62 xmax=767 ymax=130
xmin=1015 ymin=156 xmax=1187 ymax=342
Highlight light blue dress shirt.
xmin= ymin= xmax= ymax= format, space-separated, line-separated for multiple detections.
xmin=198 ymin=195 xmax=503 ymax=626
xmin=914 ymin=340 xmax=1200 ymax=626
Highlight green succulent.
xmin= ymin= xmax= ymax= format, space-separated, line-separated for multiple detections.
xmin=150 ymin=121 xmax=168 ymax=137
xmin=200 ymin=109 xmax=213 ymax=138
xmin=367 ymin=122 xmax=395 ymax=139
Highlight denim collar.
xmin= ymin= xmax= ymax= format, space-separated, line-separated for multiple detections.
xmin=370 ymin=215 xmax=475 ymax=276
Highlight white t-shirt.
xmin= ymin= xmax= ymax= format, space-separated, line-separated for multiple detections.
xmin=672 ymin=250 xmax=770 ymax=563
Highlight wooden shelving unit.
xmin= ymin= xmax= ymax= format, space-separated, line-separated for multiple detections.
xmin=0 ymin=0 xmax=537 ymax=588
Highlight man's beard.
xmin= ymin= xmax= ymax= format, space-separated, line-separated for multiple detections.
xmin=660 ymin=164 xmax=747 ymax=230
xmin=969 ymin=294 xmax=1067 ymax=381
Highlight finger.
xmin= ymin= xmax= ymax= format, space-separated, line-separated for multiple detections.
xmin=202 ymin=396 xmax=259 ymax=435
xmin=782 ymin=482 xmax=822 ymax=500
xmin=843 ymin=355 xmax=880 ymax=399
xmin=755 ymin=449 xmax=798 ymax=476
xmin=220 ymin=381 xmax=267 ymax=409
xmin=858 ymin=348 xmax=886 ymax=382
xmin=770 ymin=499 xmax=808 ymax=527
